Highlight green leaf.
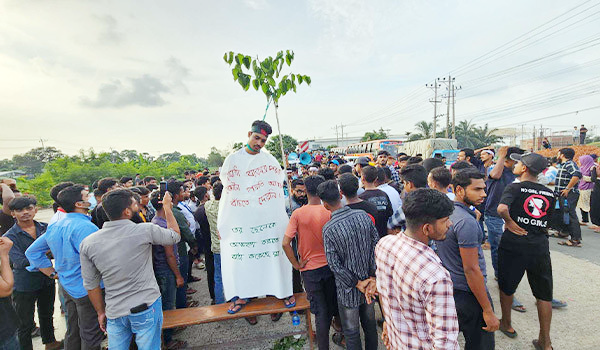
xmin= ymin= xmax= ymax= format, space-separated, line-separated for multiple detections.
xmin=232 ymin=65 xmax=240 ymax=81
xmin=268 ymin=77 xmax=276 ymax=87
xmin=236 ymin=53 xmax=244 ymax=66
xmin=223 ymin=53 xmax=228 ymax=64
xmin=291 ymin=74 xmax=295 ymax=83
xmin=285 ymin=54 xmax=291 ymax=66
xmin=291 ymin=80 xmax=297 ymax=93
xmin=305 ymin=76 xmax=311 ymax=85
xmin=298 ymin=75 xmax=304 ymax=84
xmin=242 ymin=56 xmax=251 ymax=70
xmin=275 ymin=51 xmax=284 ymax=60
xmin=261 ymin=82 xmax=270 ymax=94
xmin=252 ymin=79 xmax=260 ymax=91
xmin=252 ymin=60 xmax=259 ymax=76
xmin=261 ymin=60 xmax=270 ymax=71
xmin=228 ymin=52 xmax=234 ymax=64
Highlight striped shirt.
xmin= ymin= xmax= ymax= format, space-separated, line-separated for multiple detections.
xmin=389 ymin=165 xmax=400 ymax=183
xmin=376 ymin=233 xmax=459 ymax=350
xmin=555 ymin=160 xmax=581 ymax=193
xmin=323 ymin=207 xmax=379 ymax=308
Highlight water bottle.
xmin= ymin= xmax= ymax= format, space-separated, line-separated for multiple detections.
xmin=291 ymin=311 xmax=301 ymax=339
xmin=562 ymin=198 xmax=569 ymax=225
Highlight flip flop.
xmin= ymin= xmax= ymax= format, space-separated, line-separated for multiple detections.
xmin=551 ymin=299 xmax=568 ymax=309
xmin=227 ymin=298 xmax=249 ymax=314
xmin=500 ymin=328 xmax=518 ymax=338
xmin=245 ymin=316 xmax=258 ymax=325
xmin=284 ymin=296 xmax=296 ymax=308
xmin=558 ymin=239 xmax=582 ymax=247
xmin=532 ymin=339 xmax=553 ymax=350
xmin=271 ymin=313 xmax=283 ymax=322
xmin=511 ymin=300 xmax=526 ymax=313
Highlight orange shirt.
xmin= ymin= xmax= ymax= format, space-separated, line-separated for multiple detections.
xmin=284 ymin=204 xmax=331 ymax=272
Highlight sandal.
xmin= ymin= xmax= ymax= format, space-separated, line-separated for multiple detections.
xmin=532 ymin=339 xmax=553 ymax=350
xmin=283 ymin=296 xmax=296 ymax=308
xmin=332 ymin=332 xmax=345 ymax=347
xmin=499 ymin=322 xmax=517 ymax=338
xmin=227 ymin=298 xmax=249 ymax=314
xmin=511 ymin=299 xmax=526 ymax=313
xmin=186 ymin=300 xmax=199 ymax=308
xmin=551 ymin=299 xmax=568 ymax=309
xmin=245 ymin=316 xmax=258 ymax=325
xmin=271 ymin=313 xmax=283 ymax=322
xmin=558 ymin=239 xmax=582 ymax=247
xmin=548 ymin=231 xmax=568 ymax=238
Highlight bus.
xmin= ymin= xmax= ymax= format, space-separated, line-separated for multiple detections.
xmin=345 ymin=139 xmax=403 ymax=159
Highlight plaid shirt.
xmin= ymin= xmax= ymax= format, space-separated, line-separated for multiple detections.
xmin=388 ymin=165 xmax=400 ymax=183
xmin=555 ymin=160 xmax=582 ymax=193
xmin=387 ymin=208 xmax=406 ymax=230
xmin=375 ymin=233 xmax=459 ymax=350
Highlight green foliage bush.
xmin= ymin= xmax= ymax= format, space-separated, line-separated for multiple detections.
xmin=16 ymin=153 xmax=208 ymax=207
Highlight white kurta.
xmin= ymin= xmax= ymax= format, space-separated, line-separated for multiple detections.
xmin=217 ymin=148 xmax=292 ymax=300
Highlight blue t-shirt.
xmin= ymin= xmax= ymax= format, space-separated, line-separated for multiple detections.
xmin=435 ymin=202 xmax=487 ymax=292
xmin=485 ymin=167 xmax=515 ymax=217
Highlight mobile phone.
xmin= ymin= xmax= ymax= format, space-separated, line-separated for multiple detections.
xmin=159 ymin=181 xmax=167 ymax=200
xmin=130 ymin=303 xmax=148 ymax=314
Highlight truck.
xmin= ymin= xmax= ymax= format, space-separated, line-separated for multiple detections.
xmin=397 ymin=138 xmax=458 ymax=158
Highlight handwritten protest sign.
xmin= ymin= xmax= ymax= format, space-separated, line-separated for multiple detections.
xmin=217 ymin=148 xmax=292 ymax=300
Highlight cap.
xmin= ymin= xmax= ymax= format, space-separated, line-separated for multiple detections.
xmin=356 ymin=157 xmax=370 ymax=166
xmin=329 ymin=159 xmax=340 ymax=166
xmin=510 ymin=152 xmax=547 ymax=173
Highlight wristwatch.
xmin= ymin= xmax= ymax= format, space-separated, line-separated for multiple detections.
xmin=49 ymin=271 xmax=57 ymax=279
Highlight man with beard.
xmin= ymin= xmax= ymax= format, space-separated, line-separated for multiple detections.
xmin=285 ymin=178 xmax=308 ymax=299
xmin=286 ymin=179 xmax=307 ymax=216
xmin=435 ymin=170 xmax=499 ymax=349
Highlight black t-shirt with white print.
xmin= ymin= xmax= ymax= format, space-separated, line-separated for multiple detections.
xmin=499 ymin=181 xmax=556 ymax=255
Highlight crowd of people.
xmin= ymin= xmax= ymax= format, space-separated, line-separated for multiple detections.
xmin=0 ymin=120 xmax=599 ymax=350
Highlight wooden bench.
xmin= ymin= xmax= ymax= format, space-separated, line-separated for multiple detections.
xmin=162 ymin=292 xmax=314 ymax=349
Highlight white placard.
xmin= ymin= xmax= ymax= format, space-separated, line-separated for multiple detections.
xmin=217 ymin=148 xmax=292 ymax=300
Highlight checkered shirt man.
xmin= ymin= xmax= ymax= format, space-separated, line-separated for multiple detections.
xmin=375 ymin=232 xmax=459 ymax=350
xmin=555 ymin=159 xmax=581 ymax=193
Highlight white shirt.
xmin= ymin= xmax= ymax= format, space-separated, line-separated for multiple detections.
xmin=378 ymin=183 xmax=402 ymax=214
xmin=177 ymin=202 xmax=198 ymax=233
xmin=48 ymin=210 xmax=68 ymax=226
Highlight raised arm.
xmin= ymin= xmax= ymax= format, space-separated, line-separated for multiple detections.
xmin=0 ymin=237 xmax=15 ymax=297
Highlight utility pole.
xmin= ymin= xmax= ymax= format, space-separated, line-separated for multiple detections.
xmin=332 ymin=125 xmax=339 ymax=145
xmin=39 ymin=138 xmax=48 ymax=150
xmin=427 ymin=79 xmax=441 ymax=139
xmin=451 ymin=82 xmax=462 ymax=140
xmin=341 ymin=124 xmax=345 ymax=144
xmin=441 ymin=75 xmax=454 ymax=138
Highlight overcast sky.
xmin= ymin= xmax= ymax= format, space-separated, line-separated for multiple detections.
xmin=1 ymin=0 xmax=599 ymax=159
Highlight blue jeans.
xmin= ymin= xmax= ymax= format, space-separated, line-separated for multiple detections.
xmin=106 ymin=297 xmax=162 ymax=350
xmin=0 ymin=333 xmax=19 ymax=350
xmin=176 ymin=253 xmax=189 ymax=309
xmin=484 ymin=214 xmax=504 ymax=278
xmin=213 ymin=253 xmax=225 ymax=304
xmin=155 ymin=271 xmax=176 ymax=344
xmin=337 ymin=302 xmax=378 ymax=350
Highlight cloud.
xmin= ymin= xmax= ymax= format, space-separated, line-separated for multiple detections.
xmin=80 ymin=75 xmax=170 ymax=108
xmin=94 ymin=14 xmax=123 ymax=44
xmin=166 ymin=56 xmax=191 ymax=94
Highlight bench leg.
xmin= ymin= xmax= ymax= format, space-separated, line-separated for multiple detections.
xmin=305 ymin=311 xmax=314 ymax=350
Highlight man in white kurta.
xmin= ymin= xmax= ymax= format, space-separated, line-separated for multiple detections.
xmin=218 ymin=120 xmax=294 ymax=322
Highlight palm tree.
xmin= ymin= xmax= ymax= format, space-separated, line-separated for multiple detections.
xmin=414 ymin=121 xmax=433 ymax=139
xmin=474 ymin=123 xmax=502 ymax=146
xmin=455 ymin=120 xmax=480 ymax=148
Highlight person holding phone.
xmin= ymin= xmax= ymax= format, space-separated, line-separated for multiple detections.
xmin=79 ymin=189 xmax=181 ymax=350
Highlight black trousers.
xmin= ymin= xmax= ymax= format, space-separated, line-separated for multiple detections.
xmin=12 ymin=283 xmax=56 ymax=350
xmin=203 ymin=230 xmax=215 ymax=300
xmin=291 ymin=237 xmax=303 ymax=293
xmin=453 ymin=289 xmax=495 ymax=350
xmin=558 ymin=191 xmax=582 ymax=241
xmin=63 ymin=286 xmax=104 ymax=350
xmin=301 ymin=266 xmax=338 ymax=350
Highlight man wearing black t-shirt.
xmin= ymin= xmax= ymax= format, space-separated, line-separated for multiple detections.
xmin=338 ymin=173 xmax=378 ymax=223
xmin=359 ymin=166 xmax=393 ymax=237
xmin=496 ymin=153 xmax=555 ymax=350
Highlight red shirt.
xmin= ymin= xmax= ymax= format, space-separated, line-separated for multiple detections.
xmin=284 ymin=204 xmax=331 ymax=271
